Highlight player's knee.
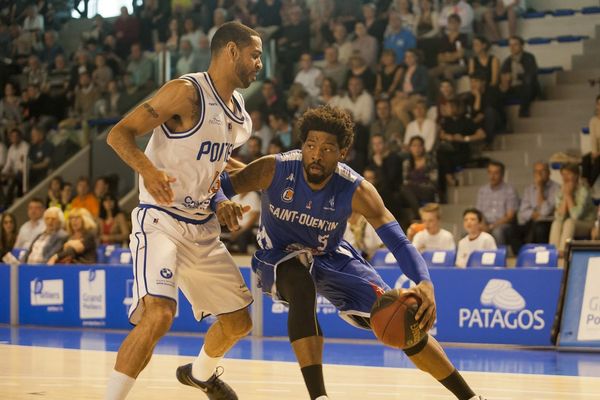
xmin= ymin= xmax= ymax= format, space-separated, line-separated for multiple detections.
xmin=219 ymin=309 xmax=253 ymax=339
xmin=403 ymin=334 xmax=429 ymax=358
xmin=142 ymin=298 xmax=175 ymax=337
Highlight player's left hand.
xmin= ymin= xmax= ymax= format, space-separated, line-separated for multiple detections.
xmin=411 ymin=280 xmax=436 ymax=332
xmin=217 ymin=200 xmax=251 ymax=231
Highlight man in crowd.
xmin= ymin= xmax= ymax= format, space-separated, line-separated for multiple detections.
xmin=500 ymin=36 xmax=539 ymax=117
xmin=14 ymin=198 xmax=46 ymax=250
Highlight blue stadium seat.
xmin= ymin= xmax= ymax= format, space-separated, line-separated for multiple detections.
xmin=582 ymin=6 xmax=600 ymax=14
xmin=550 ymin=162 xmax=562 ymax=170
xmin=520 ymin=243 xmax=556 ymax=252
xmin=582 ymin=127 xmax=590 ymax=135
xmin=494 ymin=39 xmax=509 ymax=47
xmin=551 ymin=9 xmax=576 ymax=17
xmin=108 ymin=248 xmax=133 ymax=264
xmin=97 ymin=244 xmax=118 ymax=263
xmin=11 ymin=248 xmax=27 ymax=261
xmin=516 ymin=247 xmax=558 ymax=268
xmin=556 ymin=35 xmax=587 ymax=43
xmin=538 ymin=66 xmax=562 ymax=75
xmin=370 ymin=249 xmax=398 ymax=267
xmin=466 ymin=247 xmax=507 ymax=267
xmin=422 ymin=250 xmax=456 ymax=267
xmin=527 ymin=37 xmax=552 ymax=45
xmin=523 ymin=11 xmax=546 ymax=19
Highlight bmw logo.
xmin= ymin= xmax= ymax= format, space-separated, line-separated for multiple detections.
xmin=160 ymin=268 xmax=173 ymax=279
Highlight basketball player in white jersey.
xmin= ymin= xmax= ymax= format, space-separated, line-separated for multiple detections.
xmin=105 ymin=22 xmax=262 ymax=400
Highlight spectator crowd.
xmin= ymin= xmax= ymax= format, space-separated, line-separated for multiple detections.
xmin=0 ymin=0 xmax=598 ymax=266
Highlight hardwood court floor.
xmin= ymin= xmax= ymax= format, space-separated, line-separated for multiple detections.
xmin=1 ymin=345 xmax=599 ymax=400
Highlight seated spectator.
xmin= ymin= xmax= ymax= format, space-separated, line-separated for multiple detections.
xmin=249 ymin=110 xmax=272 ymax=155
xmin=92 ymin=53 xmax=113 ymax=92
xmin=415 ymin=0 xmax=440 ymax=39
xmin=194 ymin=36 xmax=211 ymax=72
xmin=352 ymin=22 xmax=378 ymax=69
xmin=294 ymin=53 xmax=323 ymax=98
xmin=439 ymin=0 xmax=474 ymax=35
xmin=393 ymin=0 xmax=417 ymax=32
xmin=581 ymin=95 xmax=600 ymax=186
xmin=175 ymin=39 xmax=201 ymax=76
xmin=1 ymin=129 xmax=29 ymax=207
xmin=46 ymin=177 xmax=63 ymax=208
xmin=429 ymin=78 xmax=456 ymax=122
xmin=317 ymin=77 xmax=341 ymax=106
xmin=224 ymin=191 xmax=260 ymax=253
xmin=73 ymin=71 xmax=101 ymax=120
xmin=468 ymin=36 xmax=499 ymax=87
xmin=370 ymin=98 xmax=404 ymax=150
xmin=319 ymin=46 xmax=348 ymax=90
xmin=114 ymin=7 xmax=140 ymax=59
xmin=374 ymin=49 xmax=404 ymax=98
xmin=337 ymin=76 xmax=375 ymax=128
xmin=404 ymin=100 xmax=436 ymax=153
xmin=22 ymin=84 xmax=54 ymax=126
xmin=267 ymin=137 xmax=284 ymax=155
xmin=401 ymin=136 xmax=439 ymax=215
xmin=59 ymin=182 xmax=74 ymax=215
xmin=344 ymin=54 xmax=376 ymax=94
xmin=23 ymin=207 xmax=68 ymax=264
xmin=331 ymin=22 xmax=353 ymax=66
xmin=368 ymin=134 xmax=403 ymax=200
xmin=48 ymin=207 xmax=98 ymax=264
xmin=476 ymin=160 xmax=519 ymax=246
xmin=0 ymin=83 xmax=22 ymax=135
xmin=514 ymin=161 xmax=560 ymax=251
xmin=95 ymin=79 xmax=121 ymax=118
xmin=126 ymin=43 xmax=154 ymax=90
xmin=550 ymin=163 xmax=596 ymax=256
xmin=383 ymin=12 xmax=416 ymax=64
xmin=165 ymin=18 xmax=180 ymax=52
xmin=257 ymin=79 xmax=285 ymax=117
xmin=22 ymin=4 xmax=44 ymax=34
xmin=181 ymin=17 xmax=206 ymax=50
xmin=14 ymin=198 xmax=46 ymax=250
xmin=68 ymin=50 xmax=94 ymax=91
xmin=94 ymin=176 xmax=111 ymax=201
xmin=70 ymin=176 xmax=100 ymax=218
xmin=500 ymin=36 xmax=539 ymax=117
xmin=390 ymin=49 xmax=429 ymax=126
xmin=363 ymin=165 xmax=401 ymax=224
xmin=24 ymin=54 xmax=47 ymax=88
xmin=0 ymin=213 xmax=17 ymax=259
xmin=344 ymin=213 xmax=383 ymax=259
xmin=267 ymin=111 xmax=294 ymax=150
xmin=275 ymin=5 xmax=310 ymax=84
xmin=412 ymin=203 xmax=455 ymax=252
xmin=241 ymin=136 xmax=264 ymax=164
xmin=99 ymin=194 xmax=129 ymax=246
xmin=207 ymin=8 xmax=228 ymax=44
xmin=461 ymin=73 xmax=504 ymax=147
xmin=362 ymin=3 xmax=387 ymax=43
xmin=437 ymin=99 xmax=486 ymax=187
xmin=28 ymin=125 xmax=54 ymax=186
xmin=429 ymin=14 xmax=468 ymax=83
xmin=483 ymin=0 xmax=525 ymax=41
xmin=456 ymin=207 xmax=497 ymax=268
xmin=253 ymin=0 xmax=282 ymax=40
xmin=117 ymin=73 xmax=147 ymax=115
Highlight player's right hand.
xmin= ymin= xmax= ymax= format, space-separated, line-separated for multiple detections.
xmin=217 ymin=200 xmax=251 ymax=231
xmin=142 ymin=168 xmax=176 ymax=205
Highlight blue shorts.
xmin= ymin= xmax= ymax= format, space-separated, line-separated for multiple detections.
xmin=251 ymin=241 xmax=391 ymax=329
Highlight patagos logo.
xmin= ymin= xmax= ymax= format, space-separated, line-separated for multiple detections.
xmin=459 ymin=279 xmax=545 ymax=330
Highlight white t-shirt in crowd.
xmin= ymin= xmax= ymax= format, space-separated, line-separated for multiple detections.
xmin=294 ymin=67 xmax=323 ymax=98
xmin=455 ymin=232 xmax=497 ymax=268
xmin=404 ymin=119 xmax=437 ymax=152
xmin=412 ymin=229 xmax=455 ymax=252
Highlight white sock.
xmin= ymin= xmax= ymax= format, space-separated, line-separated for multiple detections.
xmin=192 ymin=346 xmax=222 ymax=381
xmin=315 ymin=396 xmax=329 ymax=400
xmin=105 ymin=370 xmax=135 ymax=400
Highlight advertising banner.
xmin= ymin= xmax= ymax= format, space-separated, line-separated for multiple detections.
xmin=559 ymin=251 xmax=600 ymax=348
xmin=0 ymin=264 xmax=9 ymax=324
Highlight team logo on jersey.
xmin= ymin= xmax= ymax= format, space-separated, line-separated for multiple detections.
xmin=209 ymin=116 xmax=223 ymax=126
xmin=286 ymin=173 xmax=295 ymax=182
xmin=306 ymin=201 xmax=312 ymax=209
xmin=323 ymin=196 xmax=335 ymax=211
xmin=281 ymin=188 xmax=294 ymax=203
xmin=160 ymin=268 xmax=173 ymax=279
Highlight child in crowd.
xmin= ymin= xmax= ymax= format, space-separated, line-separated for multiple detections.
xmin=456 ymin=207 xmax=497 ymax=267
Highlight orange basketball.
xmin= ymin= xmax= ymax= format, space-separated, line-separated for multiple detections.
xmin=370 ymin=289 xmax=426 ymax=349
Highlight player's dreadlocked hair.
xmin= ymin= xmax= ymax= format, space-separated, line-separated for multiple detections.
xmin=297 ymin=105 xmax=355 ymax=149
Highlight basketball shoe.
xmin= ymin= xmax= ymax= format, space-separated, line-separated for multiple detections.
xmin=176 ymin=364 xmax=238 ymax=400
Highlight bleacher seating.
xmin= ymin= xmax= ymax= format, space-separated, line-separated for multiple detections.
xmin=108 ymin=248 xmax=133 ymax=265
xmin=516 ymin=246 xmax=559 ymax=268
xmin=422 ymin=250 xmax=456 ymax=267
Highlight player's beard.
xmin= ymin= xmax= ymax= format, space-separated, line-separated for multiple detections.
xmin=235 ymin=62 xmax=254 ymax=89
xmin=304 ymin=162 xmax=328 ymax=184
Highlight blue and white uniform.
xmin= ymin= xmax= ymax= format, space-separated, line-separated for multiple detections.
xmin=252 ymin=150 xmax=390 ymax=329
xmin=129 ymin=72 xmax=253 ymax=324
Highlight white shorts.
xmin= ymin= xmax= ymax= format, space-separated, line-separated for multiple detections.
xmin=128 ymin=205 xmax=253 ymax=325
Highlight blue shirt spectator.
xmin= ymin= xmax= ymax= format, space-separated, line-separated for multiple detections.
xmin=383 ymin=12 xmax=416 ymax=64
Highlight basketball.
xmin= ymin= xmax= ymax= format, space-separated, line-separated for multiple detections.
xmin=370 ymin=289 xmax=426 ymax=349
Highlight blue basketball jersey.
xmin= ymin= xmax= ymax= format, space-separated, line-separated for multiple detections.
xmin=257 ymin=150 xmax=363 ymax=253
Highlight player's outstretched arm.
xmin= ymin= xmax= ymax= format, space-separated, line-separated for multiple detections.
xmin=107 ymin=79 xmax=196 ymax=204
xmin=352 ymin=180 xmax=437 ymax=332
xmin=225 ymin=155 xmax=277 ymax=194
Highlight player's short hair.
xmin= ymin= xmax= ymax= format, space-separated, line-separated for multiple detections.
xmin=297 ymin=105 xmax=355 ymax=150
xmin=419 ymin=203 xmax=441 ymax=219
xmin=463 ymin=207 xmax=483 ymax=222
xmin=488 ymin=159 xmax=505 ymax=176
xmin=210 ymin=21 xmax=260 ymax=55
xmin=560 ymin=162 xmax=580 ymax=176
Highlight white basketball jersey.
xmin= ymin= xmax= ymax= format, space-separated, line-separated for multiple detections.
xmin=139 ymin=72 xmax=252 ymax=221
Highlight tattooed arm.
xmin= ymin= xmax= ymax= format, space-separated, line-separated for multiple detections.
xmin=227 ymin=155 xmax=277 ymax=194
xmin=107 ymin=79 xmax=197 ymax=204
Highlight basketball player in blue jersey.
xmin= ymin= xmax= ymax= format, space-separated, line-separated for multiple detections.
xmin=105 ymin=22 xmax=262 ymax=400
xmin=215 ymin=106 xmax=487 ymax=400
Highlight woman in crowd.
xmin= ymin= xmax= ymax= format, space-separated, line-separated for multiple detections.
xmin=468 ymin=36 xmax=499 ymax=87
xmin=24 ymin=207 xmax=67 ymax=264
xmin=401 ymin=135 xmax=439 ymax=218
xmin=415 ymin=0 xmax=439 ymax=39
xmin=352 ymin=21 xmax=378 ymax=69
xmin=0 ymin=213 xmax=18 ymax=259
xmin=48 ymin=207 xmax=98 ymax=264
xmin=46 ymin=177 xmax=63 ymax=208
xmin=99 ymin=193 xmax=129 ymax=246
xmin=403 ymin=99 xmax=436 ymax=153
xmin=391 ymin=49 xmax=429 ymax=126
xmin=344 ymin=54 xmax=376 ymax=94
xmin=374 ymin=49 xmax=403 ymax=98
xmin=165 ymin=18 xmax=180 ymax=52
xmin=317 ymin=77 xmax=340 ymax=106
